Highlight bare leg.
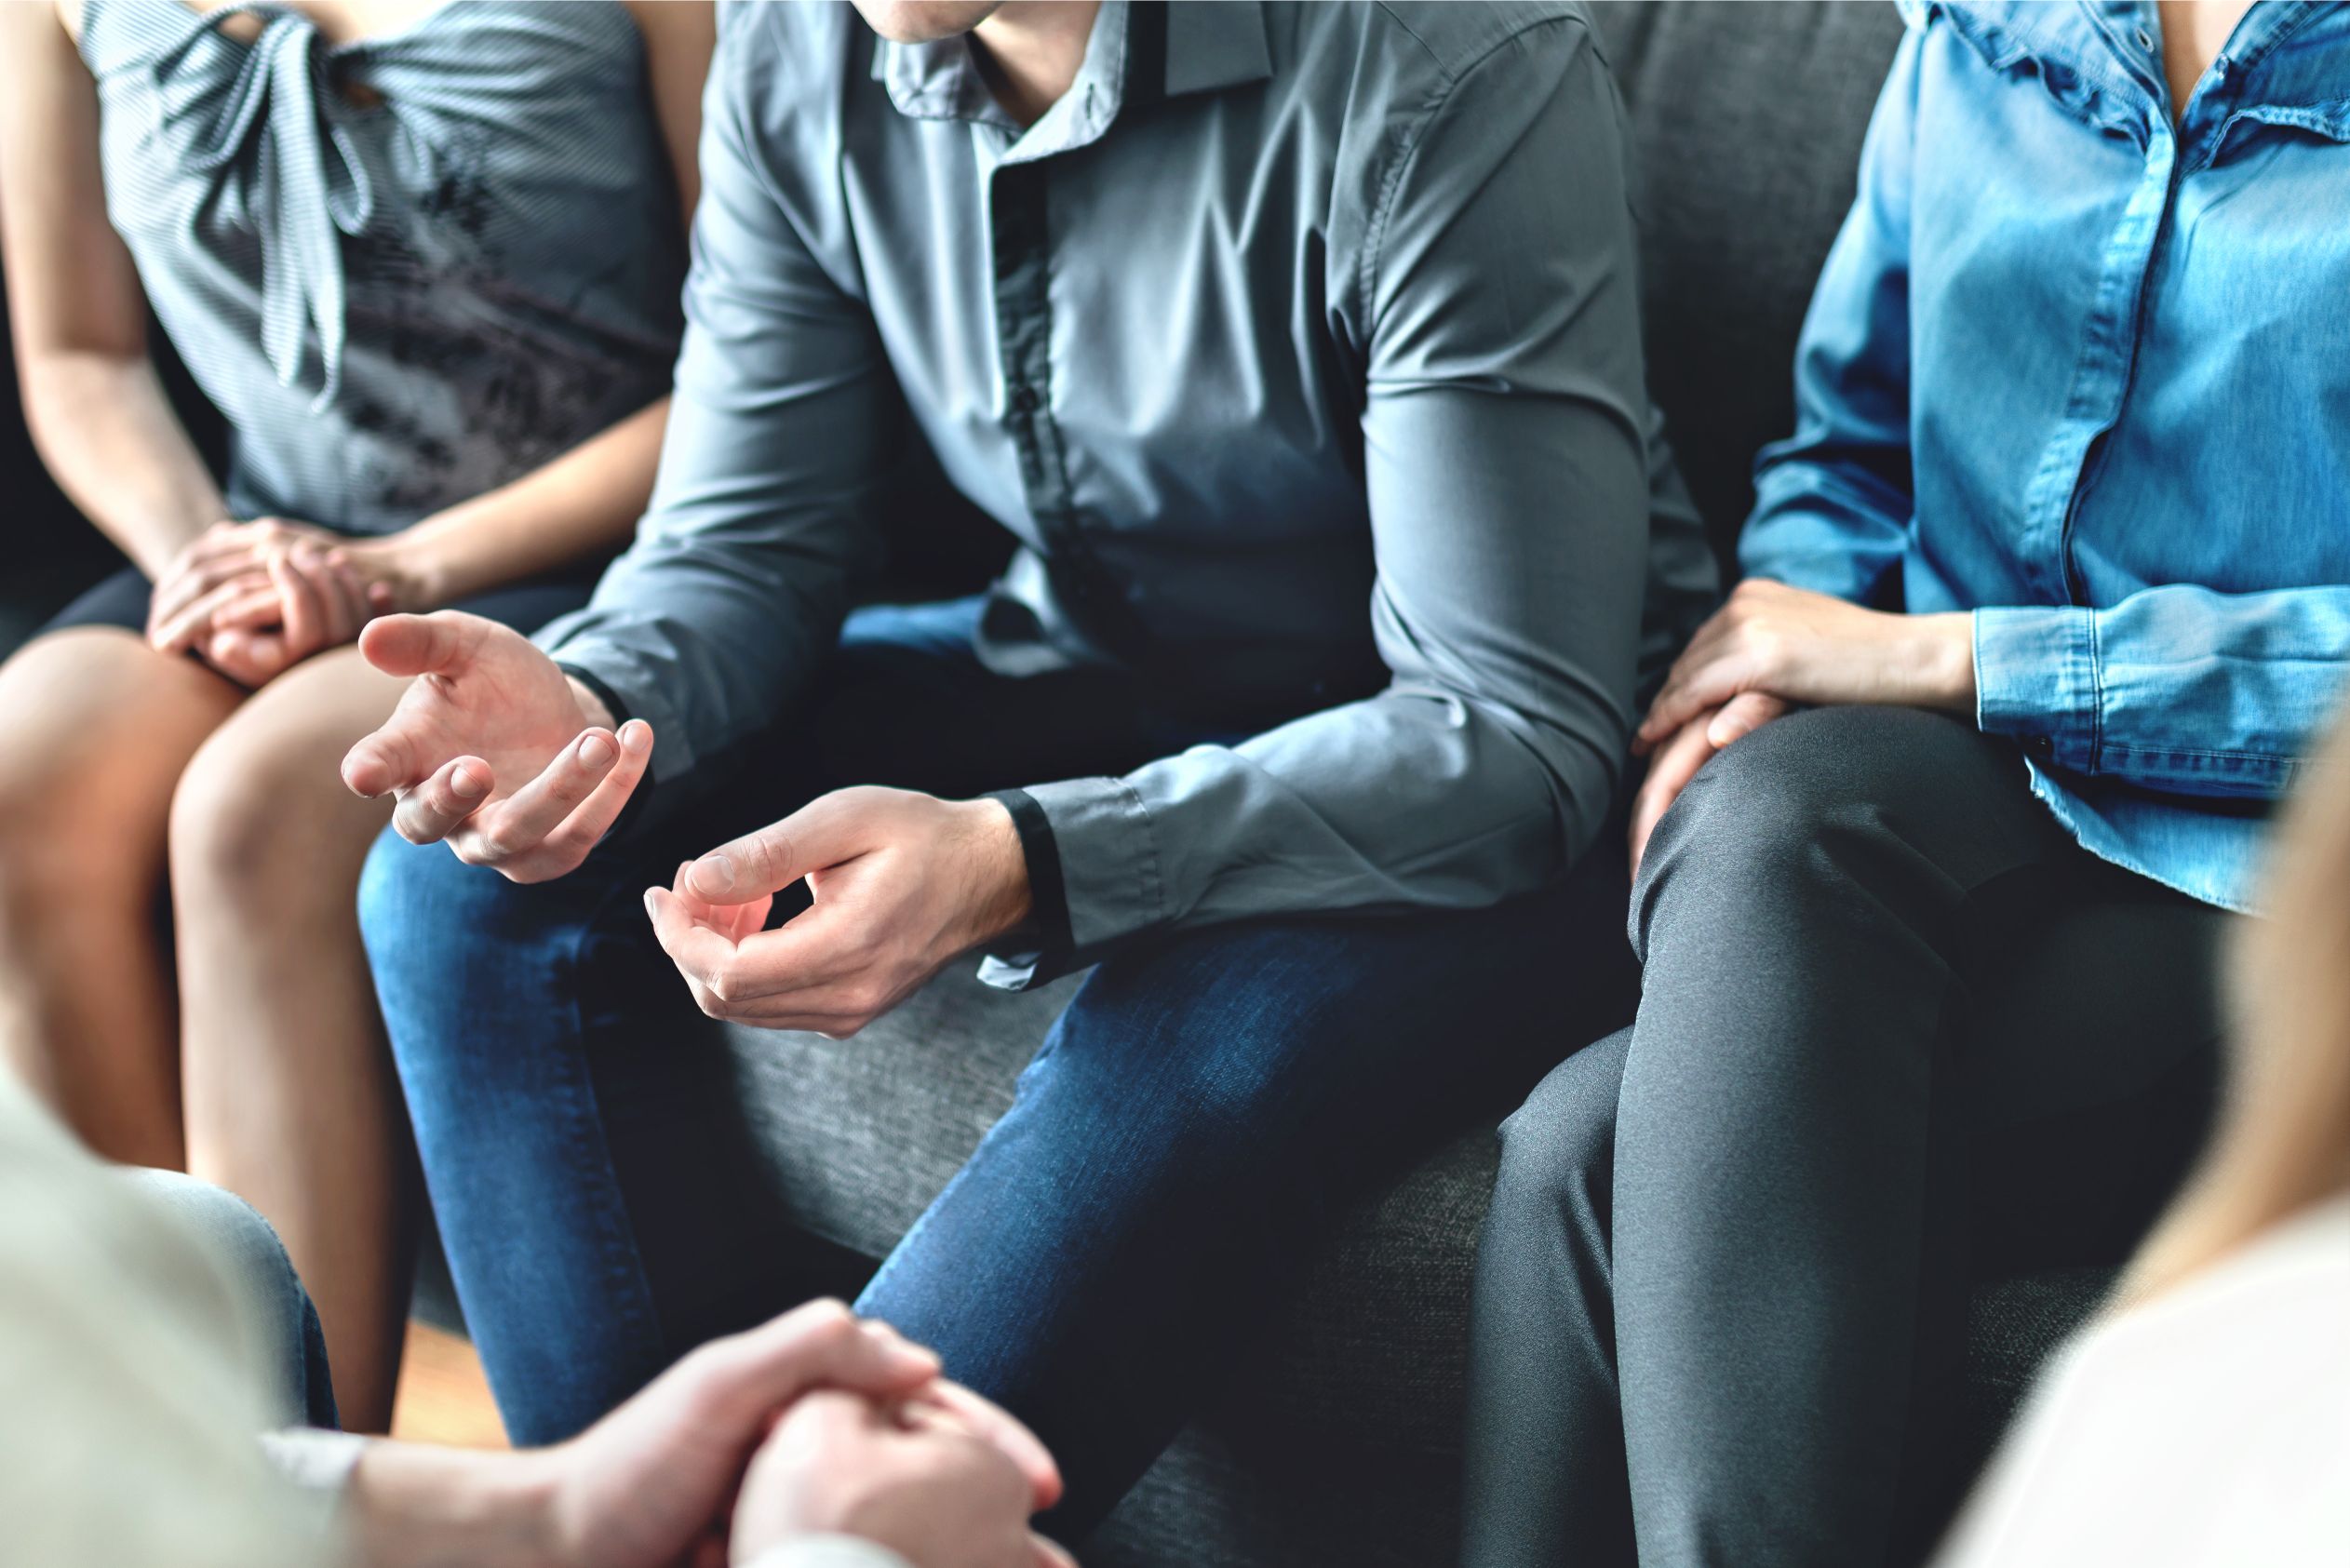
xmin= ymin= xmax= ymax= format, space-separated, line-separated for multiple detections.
xmin=0 ymin=628 xmax=242 ymax=1167
xmin=172 ymin=646 xmax=412 ymax=1432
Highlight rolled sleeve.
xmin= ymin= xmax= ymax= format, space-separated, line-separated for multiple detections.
xmin=1974 ymin=603 xmax=2099 ymax=771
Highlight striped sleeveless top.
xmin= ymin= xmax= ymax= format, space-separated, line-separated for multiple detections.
xmin=79 ymin=0 xmax=687 ymax=534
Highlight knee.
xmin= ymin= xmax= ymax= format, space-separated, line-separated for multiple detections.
xmin=357 ymin=828 xmax=593 ymax=1068
xmin=1492 ymin=1033 xmax=1625 ymax=1226
xmin=356 ymin=827 xmax=514 ymax=989
xmin=1041 ymin=928 xmax=1353 ymax=1147
xmin=1632 ymin=705 xmax=1958 ymax=933
xmin=0 ymin=749 xmax=98 ymax=933
xmin=128 ymin=1170 xmax=325 ymax=1423
xmin=168 ymin=719 xmax=342 ymax=912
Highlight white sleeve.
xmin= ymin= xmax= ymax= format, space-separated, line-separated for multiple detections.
xmin=742 ymin=1536 xmax=919 ymax=1568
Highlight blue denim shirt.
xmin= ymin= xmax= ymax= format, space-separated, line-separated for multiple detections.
xmin=1742 ymin=0 xmax=2350 ymax=915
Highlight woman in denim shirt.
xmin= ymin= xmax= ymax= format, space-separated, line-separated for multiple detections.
xmin=1466 ymin=2 xmax=2347 ymax=1563
xmin=0 ymin=0 xmax=709 ymax=1429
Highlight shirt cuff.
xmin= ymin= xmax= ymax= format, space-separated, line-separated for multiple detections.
xmin=976 ymin=788 xmax=1070 ymax=990
xmin=975 ymin=775 xmax=1162 ymax=989
xmin=556 ymin=663 xmax=633 ymax=730
xmin=261 ymin=1428 xmax=370 ymax=1494
xmin=742 ymin=1537 xmax=917 ymax=1568
xmin=534 ymin=628 xmax=697 ymax=788
xmin=1973 ymin=604 xmax=2100 ymax=773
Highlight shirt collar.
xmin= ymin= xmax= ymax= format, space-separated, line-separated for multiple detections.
xmin=870 ymin=2 xmax=1269 ymax=146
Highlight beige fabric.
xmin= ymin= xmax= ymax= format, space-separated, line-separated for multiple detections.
xmin=0 ymin=1076 xmax=333 ymax=1568
xmin=1940 ymin=1196 xmax=2350 ymax=1567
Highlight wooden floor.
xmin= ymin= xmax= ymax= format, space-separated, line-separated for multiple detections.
xmin=388 ymin=1320 xmax=507 ymax=1449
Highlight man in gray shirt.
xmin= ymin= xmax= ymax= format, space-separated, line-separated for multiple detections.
xmin=343 ymin=0 xmax=1711 ymax=1532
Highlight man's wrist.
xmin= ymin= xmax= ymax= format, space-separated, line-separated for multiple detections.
xmin=343 ymin=1444 xmax=563 ymax=1568
xmin=563 ymin=674 xmax=619 ymax=732
xmin=959 ymin=795 xmax=1036 ymax=948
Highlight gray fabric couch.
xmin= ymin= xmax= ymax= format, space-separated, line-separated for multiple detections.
xmin=0 ymin=7 xmax=2112 ymax=1565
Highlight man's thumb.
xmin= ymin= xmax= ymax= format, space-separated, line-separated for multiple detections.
xmin=357 ymin=610 xmax=478 ymax=678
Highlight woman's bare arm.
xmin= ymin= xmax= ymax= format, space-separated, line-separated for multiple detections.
xmin=0 ymin=1 xmax=228 ymax=579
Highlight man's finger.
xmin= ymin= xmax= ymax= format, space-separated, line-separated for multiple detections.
xmin=1030 ymin=1535 xmax=1080 ymax=1568
xmin=342 ymin=720 xmax=428 ymax=798
xmin=513 ymin=719 xmax=656 ymax=878
xmin=690 ymin=791 xmax=871 ymax=904
xmin=392 ymin=757 xmax=494 ymax=846
xmin=645 ymin=885 xmax=751 ymax=994
xmin=356 ymin=610 xmax=486 ymax=679
xmin=459 ymin=729 xmax=623 ymax=864
xmin=673 ymin=854 xmax=770 ymax=943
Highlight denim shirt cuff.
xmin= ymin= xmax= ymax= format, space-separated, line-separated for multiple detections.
xmin=1973 ymin=604 xmax=2098 ymax=772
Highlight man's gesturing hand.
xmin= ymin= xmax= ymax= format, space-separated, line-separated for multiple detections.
xmin=644 ymin=787 xmax=1032 ymax=1037
xmin=340 ymin=611 xmax=653 ymax=883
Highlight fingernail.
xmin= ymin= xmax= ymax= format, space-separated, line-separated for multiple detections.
xmin=694 ymin=852 xmax=735 ymax=891
xmin=622 ymin=720 xmax=650 ymax=752
xmin=451 ymin=767 xmax=486 ymax=799
xmin=578 ymin=734 xmax=615 ymax=769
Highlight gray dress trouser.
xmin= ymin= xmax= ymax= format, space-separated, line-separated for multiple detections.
xmin=1463 ymin=705 xmax=2228 ymax=1568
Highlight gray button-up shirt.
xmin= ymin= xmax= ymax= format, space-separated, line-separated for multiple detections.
xmin=538 ymin=0 xmax=1715 ymax=983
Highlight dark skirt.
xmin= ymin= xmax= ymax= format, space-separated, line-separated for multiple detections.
xmin=44 ymin=563 xmax=601 ymax=641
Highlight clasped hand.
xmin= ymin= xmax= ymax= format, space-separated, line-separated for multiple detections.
xmin=499 ymin=1297 xmax=1072 ymax=1568
xmin=148 ymin=517 xmax=393 ymax=687
xmin=1628 ymin=579 xmax=1976 ymax=875
xmin=343 ymin=612 xmax=1033 ymax=1030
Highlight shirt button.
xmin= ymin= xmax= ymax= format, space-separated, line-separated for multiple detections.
xmin=2026 ymin=735 xmax=2055 ymax=758
xmin=1010 ymin=384 xmax=1040 ymax=414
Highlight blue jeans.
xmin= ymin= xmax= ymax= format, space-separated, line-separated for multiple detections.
xmin=134 ymin=1171 xmax=341 ymax=1430
xmin=360 ymin=597 xmax=1635 ymax=1528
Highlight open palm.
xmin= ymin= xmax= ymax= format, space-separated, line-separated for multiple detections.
xmin=342 ymin=611 xmax=654 ymax=883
